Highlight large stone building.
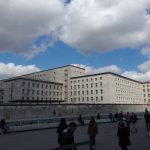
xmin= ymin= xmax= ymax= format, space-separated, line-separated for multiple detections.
xmin=0 ymin=64 xmax=149 ymax=105
xmin=70 ymin=72 xmax=143 ymax=104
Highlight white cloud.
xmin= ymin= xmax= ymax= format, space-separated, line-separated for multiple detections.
xmin=59 ymin=0 xmax=150 ymax=53
xmin=1 ymin=0 xmax=150 ymax=57
xmin=138 ymin=60 xmax=150 ymax=73
xmin=73 ymin=63 xmax=150 ymax=82
xmin=72 ymin=64 xmax=121 ymax=74
xmin=0 ymin=62 xmax=40 ymax=79
xmin=0 ymin=0 xmax=65 ymax=58
xmin=141 ymin=47 xmax=150 ymax=58
xmin=122 ymin=71 xmax=150 ymax=82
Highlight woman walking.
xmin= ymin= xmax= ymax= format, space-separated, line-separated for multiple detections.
xmin=88 ymin=117 xmax=98 ymax=149
xmin=117 ymin=121 xmax=131 ymax=150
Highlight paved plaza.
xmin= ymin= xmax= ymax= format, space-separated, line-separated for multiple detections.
xmin=0 ymin=119 xmax=149 ymax=150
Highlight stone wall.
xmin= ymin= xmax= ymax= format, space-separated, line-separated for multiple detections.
xmin=0 ymin=104 xmax=149 ymax=120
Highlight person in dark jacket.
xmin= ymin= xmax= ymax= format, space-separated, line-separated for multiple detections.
xmin=88 ymin=117 xmax=98 ymax=149
xmin=0 ymin=119 xmax=9 ymax=134
xmin=57 ymin=118 xmax=68 ymax=146
xmin=117 ymin=121 xmax=131 ymax=150
xmin=61 ymin=122 xmax=77 ymax=150
xmin=130 ymin=112 xmax=138 ymax=133
xmin=144 ymin=110 xmax=150 ymax=131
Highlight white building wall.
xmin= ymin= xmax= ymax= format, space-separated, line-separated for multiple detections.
xmin=143 ymin=82 xmax=150 ymax=104
xmin=23 ymin=65 xmax=85 ymax=102
xmin=3 ymin=78 xmax=63 ymax=103
xmin=70 ymin=73 xmax=143 ymax=104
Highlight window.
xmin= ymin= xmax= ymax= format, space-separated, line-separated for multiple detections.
xmin=32 ymin=90 xmax=34 ymax=95
xmin=100 ymin=77 xmax=102 ymax=80
xmin=101 ymin=96 xmax=103 ymax=101
xmin=86 ymin=90 xmax=89 ymax=95
xmin=86 ymin=84 xmax=88 ymax=88
xmin=91 ymin=90 xmax=93 ymax=94
xmin=91 ymin=83 xmax=93 ymax=88
xmin=100 ymin=89 xmax=103 ymax=94
xmin=96 ymin=97 xmax=98 ymax=101
xmin=32 ymin=83 xmax=35 ymax=88
xmin=22 ymin=82 xmax=25 ymax=86
xmin=78 ymin=91 xmax=80 ymax=95
xmin=95 ymin=83 xmax=98 ymax=87
xmin=96 ymin=90 xmax=98 ymax=94
xmin=37 ymin=90 xmax=39 ymax=95
xmin=82 ymin=91 xmax=84 ymax=95
xmin=37 ymin=83 xmax=39 ymax=88
xmin=100 ymin=82 xmax=102 ymax=87
xmin=22 ymin=89 xmax=25 ymax=94
xmin=78 ymin=85 xmax=80 ymax=89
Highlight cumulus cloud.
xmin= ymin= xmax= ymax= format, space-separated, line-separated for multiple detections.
xmin=0 ymin=0 xmax=65 ymax=58
xmin=141 ymin=47 xmax=150 ymax=58
xmin=0 ymin=62 xmax=40 ymax=79
xmin=72 ymin=64 xmax=121 ymax=74
xmin=1 ymin=0 xmax=150 ymax=57
xmin=60 ymin=0 xmax=150 ymax=53
xmin=73 ymin=63 xmax=150 ymax=82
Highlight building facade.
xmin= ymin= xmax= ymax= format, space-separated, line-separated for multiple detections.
xmin=0 ymin=65 xmax=149 ymax=105
xmin=70 ymin=72 xmax=143 ymax=104
xmin=143 ymin=81 xmax=150 ymax=104
xmin=22 ymin=65 xmax=85 ymax=102
xmin=3 ymin=78 xmax=63 ymax=103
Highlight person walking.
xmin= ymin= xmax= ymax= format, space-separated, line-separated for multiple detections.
xmin=61 ymin=122 xmax=77 ymax=150
xmin=57 ymin=118 xmax=68 ymax=146
xmin=125 ymin=112 xmax=131 ymax=132
xmin=0 ymin=119 xmax=9 ymax=134
xmin=117 ymin=121 xmax=131 ymax=150
xmin=144 ymin=110 xmax=150 ymax=131
xmin=88 ymin=117 xmax=98 ymax=149
xmin=130 ymin=112 xmax=138 ymax=133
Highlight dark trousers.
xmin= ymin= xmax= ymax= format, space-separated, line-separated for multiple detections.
xmin=121 ymin=145 xmax=128 ymax=150
xmin=90 ymin=136 xmax=95 ymax=147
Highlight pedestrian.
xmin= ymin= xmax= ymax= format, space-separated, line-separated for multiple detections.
xmin=117 ymin=121 xmax=131 ymax=150
xmin=88 ymin=116 xmax=98 ymax=149
xmin=125 ymin=112 xmax=131 ymax=132
xmin=61 ymin=122 xmax=77 ymax=150
xmin=57 ymin=118 xmax=68 ymax=146
xmin=78 ymin=114 xmax=84 ymax=126
xmin=97 ymin=113 xmax=100 ymax=120
xmin=109 ymin=113 xmax=113 ymax=122
xmin=144 ymin=110 xmax=150 ymax=131
xmin=130 ymin=112 xmax=138 ymax=133
xmin=0 ymin=118 xmax=9 ymax=134
xmin=115 ymin=112 xmax=119 ymax=121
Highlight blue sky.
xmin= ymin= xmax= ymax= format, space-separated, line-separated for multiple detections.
xmin=0 ymin=0 xmax=150 ymax=81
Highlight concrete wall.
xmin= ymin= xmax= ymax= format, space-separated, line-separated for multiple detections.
xmin=0 ymin=104 xmax=150 ymax=120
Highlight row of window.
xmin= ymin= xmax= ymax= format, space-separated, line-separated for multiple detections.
xmin=22 ymin=89 xmax=62 ymax=96
xmin=70 ymin=77 xmax=103 ymax=84
xmin=115 ymin=78 xmax=140 ymax=86
xmin=144 ymin=94 xmax=150 ymax=97
xmin=22 ymin=97 xmax=62 ymax=100
xmin=70 ymin=96 xmax=103 ymax=102
xmin=70 ymin=89 xmax=103 ymax=96
xmin=143 ymin=84 xmax=150 ymax=87
xmin=143 ymin=89 xmax=150 ymax=92
xmin=22 ymin=82 xmax=62 ymax=90
xmin=70 ymin=82 xmax=103 ymax=89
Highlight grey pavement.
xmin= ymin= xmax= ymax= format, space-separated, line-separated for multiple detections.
xmin=0 ymin=119 xmax=149 ymax=150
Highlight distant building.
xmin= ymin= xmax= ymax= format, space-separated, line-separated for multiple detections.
xmin=70 ymin=72 xmax=143 ymax=104
xmin=2 ymin=77 xmax=63 ymax=103
xmin=0 ymin=64 xmax=149 ymax=105
xmin=142 ymin=81 xmax=150 ymax=104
